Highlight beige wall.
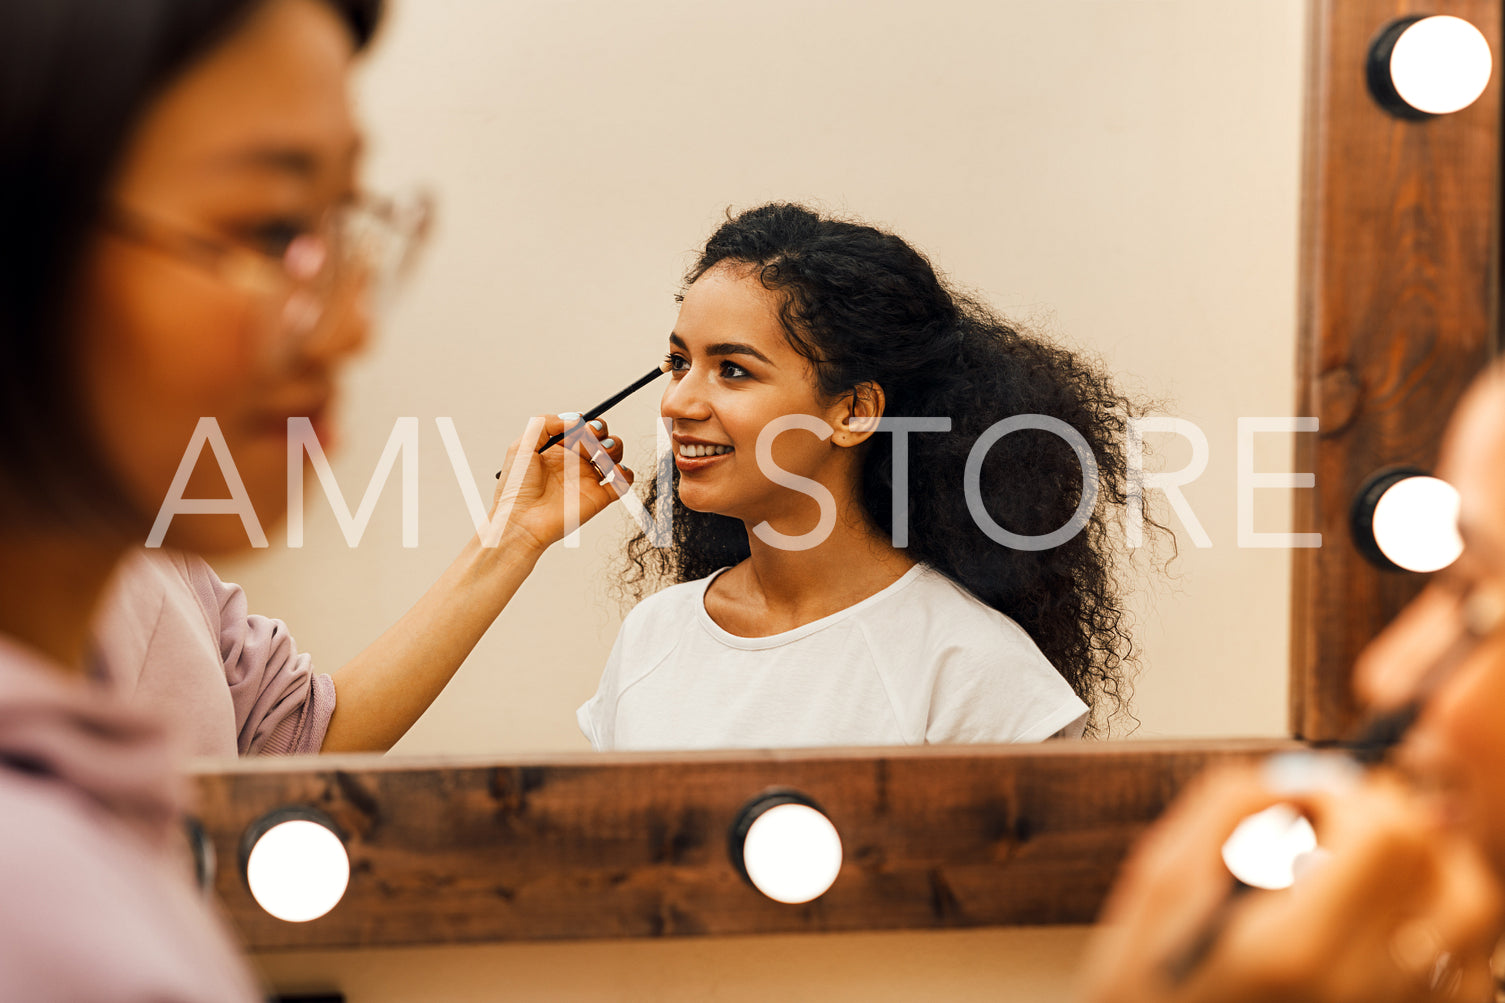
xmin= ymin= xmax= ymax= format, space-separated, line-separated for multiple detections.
xmin=220 ymin=0 xmax=1307 ymax=997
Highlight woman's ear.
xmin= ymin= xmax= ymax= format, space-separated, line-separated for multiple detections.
xmin=833 ymin=382 xmax=886 ymax=447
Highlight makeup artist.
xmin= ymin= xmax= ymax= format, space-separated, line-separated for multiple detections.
xmin=72 ymin=23 xmax=634 ymax=760
xmin=0 ymin=0 xmax=626 ymax=995
xmin=1078 ymin=366 xmax=1505 ymax=1002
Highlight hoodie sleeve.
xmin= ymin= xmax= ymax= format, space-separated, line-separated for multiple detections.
xmin=0 ymin=640 xmax=261 ymax=1002
xmin=178 ymin=557 xmax=334 ymax=756
xmin=0 ymin=775 xmax=261 ymax=1002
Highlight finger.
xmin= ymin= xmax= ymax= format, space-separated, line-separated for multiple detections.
xmin=601 ymin=428 xmax=625 ymax=463
xmin=593 ymin=435 xmax=625 ymax=469
xmin=539 ymin=413 xmax=579 ymax=445
xmin=532 ymin=409 xmax=595 ymax=451
xmin=584 ymin=418 xmax=617 ymax=450
xmin=1280 ymin=783 xmax=1435 ymax=931
xmin=1352 ymin=588 xmax=1455 ymax=712
xmin=1106 ymin=766 xmax=1293 ymax=922
xmin=1088 ymin=767 xmax=1301 ymax=990
xmin=553 ymin=427 xmax=634 ymax=506
xmin=584 ymin=446 xmax=632 ymax=495
xmin=1102 ymin=758 xmax=1378 ymax=989
xmin=1268 ymin=776 xmax=1491 ymax=1003
xmin=557 ymin=419 xmax=620 ymax=461
xmin=573 ymin=459 xmax=636 ymax=524
xmin=1092 ymin=766 xmax=1501 ymax=1003
xmin=493 ymin=415 xmax=550 ymax=484
xmin=558 ymin=422 xmax=625 ymax=478
xmin=1215 ymin=780 xmax=1444 ymax=997
xmin=594 ymin=461 xmax=635 ymax=496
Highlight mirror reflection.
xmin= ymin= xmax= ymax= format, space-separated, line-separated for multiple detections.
xmin=155 ymin=0 xmax=1305 ymax=759
xmin=581 ymin=201 xmax=1138 ymax=749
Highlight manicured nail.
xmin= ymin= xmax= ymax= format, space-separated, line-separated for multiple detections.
xmin=588 ymin=420 xmax=605 ymax=433
xmin=600 ymin=437 xmax=616 ymax=450
xmin=558 ymin=412 xmax=582 ymax=422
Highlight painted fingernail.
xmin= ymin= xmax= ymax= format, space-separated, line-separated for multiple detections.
xmin=600 ymin=437 xmax=616 ymax=450
xmin=558 ymin=412 xmax=582 ymax=421
xmin=588 ymin=420 xmax=605 ymax=433
xmin=1261 ymin=751 xmax=1362 ymax=796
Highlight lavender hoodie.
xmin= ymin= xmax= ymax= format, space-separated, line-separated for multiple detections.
xmin=0 ymin=635 xmax=259 ymax=1001
xmin=92 ymin=550 xmax=334 ymax=757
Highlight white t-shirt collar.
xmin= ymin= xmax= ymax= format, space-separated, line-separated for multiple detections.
xmin=694 ymin=563 xmax=929 ymax=650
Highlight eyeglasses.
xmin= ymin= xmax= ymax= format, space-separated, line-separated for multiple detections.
xmin=104 ymin=191 xmax=433 ymax=363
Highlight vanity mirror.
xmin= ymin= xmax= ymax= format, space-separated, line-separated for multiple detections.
xmin=191 ymin=0 xmax=1499 ymax=949
xmin=218 ymin=0 xmax=1306 ymax=753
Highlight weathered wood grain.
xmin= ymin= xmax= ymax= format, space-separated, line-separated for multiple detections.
xmin=193 ymin=741 xmax=1292 ymax=950
xmin=1292 ymin=0 xmax=1500 ymax=740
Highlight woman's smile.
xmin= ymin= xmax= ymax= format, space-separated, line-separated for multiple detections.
xmin=673 ymin=433 xmax=735 ymax=472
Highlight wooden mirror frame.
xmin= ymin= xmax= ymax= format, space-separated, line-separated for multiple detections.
xmin=192 ymin=0 xmax=1500 ymax=951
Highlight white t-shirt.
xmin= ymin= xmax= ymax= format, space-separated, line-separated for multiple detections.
xmin=578 ymin=564 xmax=1088 ymax=751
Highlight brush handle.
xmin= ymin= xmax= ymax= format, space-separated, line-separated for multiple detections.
xmin=533 ymin=365 xmax=668 ymax=454
xmin=1164 ymin=882 xmax=1253 ymax=985
xmin=1342 ymin=702 xmax=1422 ymax=766
xmin=494 ymin=364 xmax=667 ymax=478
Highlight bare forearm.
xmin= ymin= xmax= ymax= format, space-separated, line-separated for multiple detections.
xmin=319 ymin=413 xmax=631 ymax=752
xmin=321 ymin=530 xmax=545 ymax=752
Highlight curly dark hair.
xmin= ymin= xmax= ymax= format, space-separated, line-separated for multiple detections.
xmin=620 ymin=202 xmax=1160 ymax=737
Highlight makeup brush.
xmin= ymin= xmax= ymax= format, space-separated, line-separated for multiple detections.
xmin=1342 ymin=586 xmax=1505 ymax=764
xmin=1163 ymin=586 xmax=1505 ymax=984
xmin=495 ymin=362 xmax=669 ymax=478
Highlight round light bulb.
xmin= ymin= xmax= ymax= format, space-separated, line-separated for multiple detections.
xmin=244 ymin=816 xmax=350 ymax=922
xmin=1221 ymin=804 xmax=1318 ymax=891
xmin=740 ymin=802 xmax=843 ymax=904
xmin=1387 ymin=16 xmax=1492 ymax=115
xmin=1372 ymin=475 xmax=1462 ymax=573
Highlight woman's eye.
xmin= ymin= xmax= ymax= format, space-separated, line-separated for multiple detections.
xmin=720 ymin=361 xmax=749 ymax=379
xmin=241 ymin=218 xmax=313 ymax=257
xmin=665 ymin=353 xmax=689 ymax=374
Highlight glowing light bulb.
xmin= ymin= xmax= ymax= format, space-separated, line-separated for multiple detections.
xmin=1372 ymin=475 xmax=1462 ymax=573
xmin=731 ymin=793 xmax=843 ymax=904
xmin=243 ymin=813 xmax=350 ymax=922
xmin=1392 ymin=16 xmax=1492 ymax=115
xmin=1371 ymin=16 xmax=1492 ymax=117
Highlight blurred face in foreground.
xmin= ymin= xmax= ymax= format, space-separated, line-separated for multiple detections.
xmin=71 ymin=0 xmax=371 ymax=553
xmin=1357 ymin=369 xmax=1505 ymax=880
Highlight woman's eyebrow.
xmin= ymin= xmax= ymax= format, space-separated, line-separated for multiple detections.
xmin=667 ymin=332 xmax=772 ymax=366
xmin=207 ymin=136 xmax=364 ymax=179
xmin=708 ymin=342 xmax=773 ymax=365
xmin=210 ymin=146 xmax=320 ymax=178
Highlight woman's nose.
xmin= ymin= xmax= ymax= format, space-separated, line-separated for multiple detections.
xmin=300 ymin=272 xmax=373 ymax=366
xmin=660 ymin=368 xmax=712 ymax=422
